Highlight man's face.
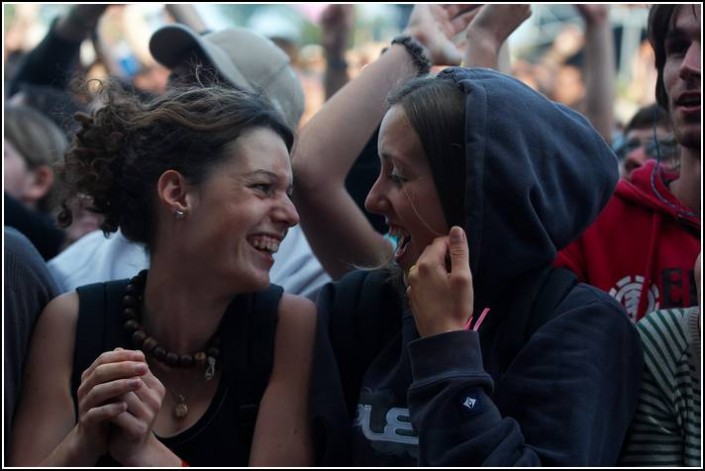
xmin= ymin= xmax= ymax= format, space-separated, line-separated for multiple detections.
xmin=663 ymin=5 xmax=701 ymax=149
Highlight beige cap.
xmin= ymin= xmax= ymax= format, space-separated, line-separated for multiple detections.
xmin=149 ymin=24 xmax=304 ymax=129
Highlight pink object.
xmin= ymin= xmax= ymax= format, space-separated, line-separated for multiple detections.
xmin=473 ymin=308 xmax=491 ymax=331
xmin=291 ymin=4 xmax=329 ymax=23
xmin=465 ymin=307 xmax=491 ymax=331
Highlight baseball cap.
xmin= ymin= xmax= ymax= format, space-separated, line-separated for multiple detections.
xmin=149 ymin=23 xmax=304 ymax=129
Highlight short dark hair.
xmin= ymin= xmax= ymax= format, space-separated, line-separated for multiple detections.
xmin=624 ymin=103 xmax=671 ymax=135
xmin=647 ymin=5 xmax=694 ymax=110
xmin=58 ymin=79 xmax=293 ymax=251
xmin=386 ymin=75 xmax=466 ymax=228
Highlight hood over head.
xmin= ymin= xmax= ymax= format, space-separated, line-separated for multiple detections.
xmin=435 ymin=68 xmax=618 ymax=308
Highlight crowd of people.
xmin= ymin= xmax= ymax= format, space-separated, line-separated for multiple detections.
xmin=4 ymin=3 xmax=700 ymax=467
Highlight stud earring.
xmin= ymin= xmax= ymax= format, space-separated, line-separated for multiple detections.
xmin=175 ymin=209 xmax=185 ymax=220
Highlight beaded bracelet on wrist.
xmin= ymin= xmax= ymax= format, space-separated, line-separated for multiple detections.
xmin=391 ymin=35 xmax=432 ymax=75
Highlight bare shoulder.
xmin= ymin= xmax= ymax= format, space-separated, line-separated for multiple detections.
xmin=36 ymin=292 xmax=80 ymax=341
xmin=27 ymin=291 xmax=81 ymax=380
xmin=272 ymin=294 xmax=316 ymax=367
xmin=277 ymin=293 xmax=317 ymax=329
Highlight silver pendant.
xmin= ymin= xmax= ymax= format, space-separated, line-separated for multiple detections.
xmin=204 ymin=356 xmax=216 ymax=382
xmin=174 ymin=394 xmax=188 ymax=420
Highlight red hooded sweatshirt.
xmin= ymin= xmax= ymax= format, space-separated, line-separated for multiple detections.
xmin=556 ymin=160 xmax=700 ymax=322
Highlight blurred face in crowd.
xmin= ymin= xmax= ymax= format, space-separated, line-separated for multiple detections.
xmin=619 ymin=126 xmax=678 ymax=180
xmin=3 ymin=139 xmax=53 ymax=209
xmin=4 ymin=139 xmax=31 ymax=200
xmin=663 ymin=4 xmax=701 ymax=149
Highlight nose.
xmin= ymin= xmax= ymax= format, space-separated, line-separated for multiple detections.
xmin=679 ymin=41 xmax=701 ymax=80
xmin=623 ymin=147 xmax=648 ymax=178
xmin=364 ymin=174 xmax=390 ymax=216
xmin=275 ymin=194 xmax=300 ymax=228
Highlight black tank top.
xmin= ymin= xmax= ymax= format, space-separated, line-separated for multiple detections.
xmin=72 ymin=279 xmax=283 ymax=466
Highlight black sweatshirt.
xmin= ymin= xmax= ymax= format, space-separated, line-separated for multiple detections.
xmin=311 ymin=68 xmax=642 ymax=466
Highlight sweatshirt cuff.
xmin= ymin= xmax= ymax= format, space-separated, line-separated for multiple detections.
xmin=409 ymin=330 xmax=485 ymax=385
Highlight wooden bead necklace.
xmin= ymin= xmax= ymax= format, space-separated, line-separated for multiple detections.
xmin=122 ymin=270 xmax=220 ymax=419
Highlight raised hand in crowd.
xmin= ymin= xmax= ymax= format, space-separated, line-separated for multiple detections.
xmin=462 ymin=4 xmax=532 ymax=69
xmin=320 ymin=4 xmax=355 ymax=99
xmin=293 ymin=4 xmax=479 ymax=279
xmin=575 ymin=3 xmax=616 ymax=143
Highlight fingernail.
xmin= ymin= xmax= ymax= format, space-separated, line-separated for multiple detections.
xmin=450 ymin=226 xmax=464 ymax=243
xmin=134 ymin=363 xmax=148 ymax=374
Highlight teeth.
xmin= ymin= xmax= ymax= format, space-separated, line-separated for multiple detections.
xmin=249 ymin=236 xmax=280 ymax=253
xmin=389 ymin=226 xmax=410 ymax=239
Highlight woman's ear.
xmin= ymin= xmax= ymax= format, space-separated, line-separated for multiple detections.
xmin=24 ymin=165 xmax=55 ymax=204
xmin=156 ymin=170 xmax=190 ymax=215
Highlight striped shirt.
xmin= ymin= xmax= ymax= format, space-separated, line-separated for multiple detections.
xmin=620 ymin=307 xmax=701 ymax=467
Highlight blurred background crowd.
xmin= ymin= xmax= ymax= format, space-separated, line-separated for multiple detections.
xmin=1 ymin=3 xmax=682 ymax=264
xmin=3 ymin=4 xmax=701 ymax=467
xmin=4 ymin=3 xmax=658 ymax=127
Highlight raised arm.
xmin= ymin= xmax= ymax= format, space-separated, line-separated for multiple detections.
xmin=164 ymin=4 xmax=208 ymax=34
xmin=320 ymin=4 xmax=355 ymax=100
xmin=576 ymin=4 xmax=616 ymax=144
xmin=293 ymin=4 xmax=477 ymax=279
xmin=9 ymin=5 xmax=109 ymax=96
xmin=463 ymin=4 xmax=532 ymax=69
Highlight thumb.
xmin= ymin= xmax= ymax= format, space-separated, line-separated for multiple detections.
xmin=448 ymin=226 xmax=469 ymax=272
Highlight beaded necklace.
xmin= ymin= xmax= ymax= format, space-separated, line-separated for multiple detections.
xmin=122 ymin=270 xmax=220 ymax=381
xmin=122 ymin=270 xmax=220 ymax=420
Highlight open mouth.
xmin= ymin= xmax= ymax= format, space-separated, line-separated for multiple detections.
xmin=676 ymin=94 xmax=701 ymax=112
xmin=389 ymin=226 xmax=411 ymax=261
xmin=247 ymin=235 xmax=280 ymax=255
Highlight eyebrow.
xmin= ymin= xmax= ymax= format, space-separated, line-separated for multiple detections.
xmin=246 ymin=169 xmax=277 ymax=178
xmin=665 ymin=23 xmax=697 ymax=42
xmin=246 ymin=169 xmax=294 ymax=193
xmin=379 ymin=151 xmax=407 ymax=166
